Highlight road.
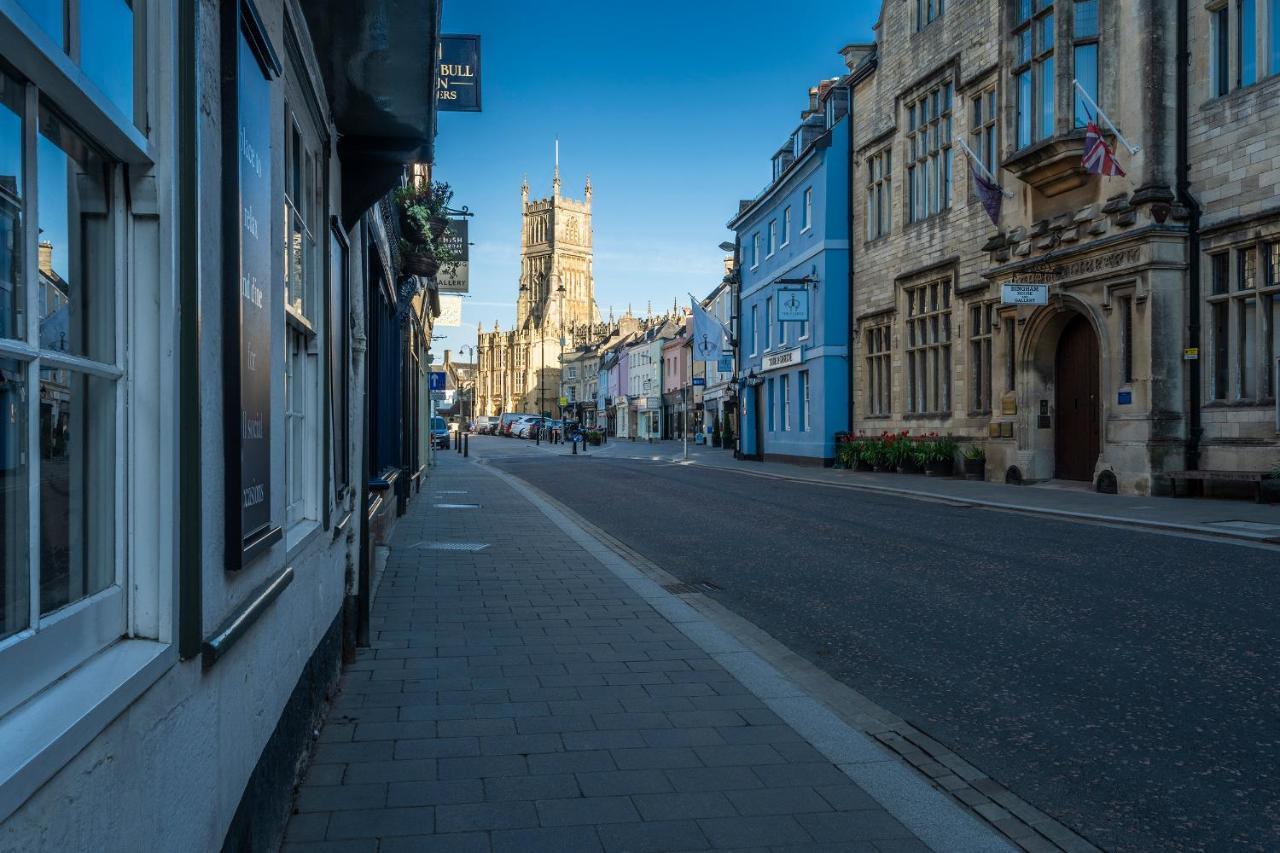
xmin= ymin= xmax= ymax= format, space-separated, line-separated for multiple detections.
xmin=475 ymin=440 xmax=1280 ymax=852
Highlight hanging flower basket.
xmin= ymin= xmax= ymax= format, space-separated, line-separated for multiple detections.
xmin=399 ymin=208 xmax=430 ymax=244
xmin=402 ymin=252 xmax=440 ymax=277
xmin=429 ymin=216 xmax=450 ymax=240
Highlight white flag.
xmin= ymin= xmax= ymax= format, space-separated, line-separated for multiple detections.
xmin=689 ymin=296 xmax=729 ymax=362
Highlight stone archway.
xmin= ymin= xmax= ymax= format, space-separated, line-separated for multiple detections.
xmin=1017 ymin=301 xmax=1109 ymax=483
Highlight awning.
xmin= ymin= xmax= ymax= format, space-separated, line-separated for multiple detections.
xmin=302 ymin=0 xmax=442 ymax=227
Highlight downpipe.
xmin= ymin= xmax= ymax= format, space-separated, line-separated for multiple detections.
xmin=1176 ymin=0 xmax=1203 ymax=471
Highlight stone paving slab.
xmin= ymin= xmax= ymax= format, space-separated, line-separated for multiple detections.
xmin=283 ymin=455 xmax=1010 ymax=852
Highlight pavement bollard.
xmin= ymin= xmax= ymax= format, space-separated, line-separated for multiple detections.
xmin=464 ymin=434 xmax=469 ymax=457
xmin=572 ymin=438 xmax=577 ymax=455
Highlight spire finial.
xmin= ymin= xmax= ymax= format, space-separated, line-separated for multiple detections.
xmin=553 ymin=137 xmax=561 ymax=195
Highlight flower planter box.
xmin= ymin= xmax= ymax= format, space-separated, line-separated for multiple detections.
xmin=924 ymin=459 xmax=954 ymax=477
xmin=896 ymin=461 xmax=923 ymax=475
xmin=872 ymin=463 xmax=895 ymax=473
xmin=963 ymin=458 xmax=986 ymax=481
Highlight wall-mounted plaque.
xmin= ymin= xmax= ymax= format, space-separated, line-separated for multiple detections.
xmin=222 ymin=0 xmax=282 ymax=571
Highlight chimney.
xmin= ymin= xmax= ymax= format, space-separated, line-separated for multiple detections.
xmin=38 ymin=241 xmax=53 ymax=277
xmin=444 ymin=349 xmax=452 ymax=366
xmin=839 ymin=43 xmax=876 ymax=72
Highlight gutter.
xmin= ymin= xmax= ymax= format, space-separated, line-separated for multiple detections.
xmin=1175 ymin=0 xmax=1203 ymax=470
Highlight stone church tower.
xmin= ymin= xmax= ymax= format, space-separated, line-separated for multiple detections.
xmin=475 ymin=154 xmax=603 ymax=417
xmin=516 ymin=156 xmax=599 ymax=332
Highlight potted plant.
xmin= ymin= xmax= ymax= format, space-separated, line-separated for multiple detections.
xmin=962 ymin=444 xmax=986 ymax=480
xmin=924 ymin=434 xmax=958 ymax=477
xmin=835 ymin=441 xmax=857 ymax=469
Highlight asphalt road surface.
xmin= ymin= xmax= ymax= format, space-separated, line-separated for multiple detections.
xmin=484 ymin=448 xmax=1280 ymax=852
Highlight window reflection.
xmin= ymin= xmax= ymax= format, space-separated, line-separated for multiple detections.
xmin=0 ymin=73 xmax=21 ymax=342
xmin=17 ymin=0 xmax=66 ymax=50
xmin=39 ymin=369 xmax=114 ymax=615
xmin=0 ymin=359 xmax=28 ymax=641
xmin=37 ymin=104 xmax=114 ymax=363
xmin=79 ymin=0 xmax=135 ymax=121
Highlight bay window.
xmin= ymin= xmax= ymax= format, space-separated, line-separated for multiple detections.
xmin=1072 ymin=0 xmax=1099 ymax=126
xmin=1014 ymin=0 xmax=1055 ymax=147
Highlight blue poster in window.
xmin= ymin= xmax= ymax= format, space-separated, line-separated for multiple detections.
xmin=777 ymin=287 xmax=809 ymax=322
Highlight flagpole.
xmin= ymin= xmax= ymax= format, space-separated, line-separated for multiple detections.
xmin=1072 ymin=79 xmax=1141 ymax=155
xmin=955 ymin=137 xmax=1015 ymax=198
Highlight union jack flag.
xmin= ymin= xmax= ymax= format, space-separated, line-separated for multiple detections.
xmin=1082 ymin=119 xmax=1125 ymax=178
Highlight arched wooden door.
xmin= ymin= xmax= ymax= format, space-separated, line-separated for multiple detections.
xmin=1054 ymin=314 xmax=1101 ymax=481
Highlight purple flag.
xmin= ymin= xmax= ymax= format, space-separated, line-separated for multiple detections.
xmin=970 ymin=162 xmax=1003 ymax=226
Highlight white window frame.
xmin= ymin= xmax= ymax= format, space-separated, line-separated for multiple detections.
xmin=765 ymin=297 xmax=774 ymax=350
xmin=781 ymin=206 xmax=791 ymax=247
xmin=751 ymin=232 xmax=760 ymax=269
xmin=767 ymin=220 xmax=777 ymax=257
xmin=0 ymin=11 xmax=174 ymax=817
xmin=799 ymin=370 xmax=810 ymax=431
xmin=751 ymin=304 xmax=759 ymax=355
xmin=802 ymin=187 xmax=813 ymax=232
xmin=781 ymin=374 xmax=791 ymax=431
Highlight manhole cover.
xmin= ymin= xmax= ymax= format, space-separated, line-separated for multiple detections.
xmin=434 ymin=503 xmax=481 ymax=510
xmin=662 ymin=581 xmax=721 ymax=595
xmin=418 ymin=542 xmax=490 ymax=552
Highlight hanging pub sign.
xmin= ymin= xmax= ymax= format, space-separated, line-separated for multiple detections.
xmin=436 ymin=218 xmax=470 ymax=293
xmin=222 ymin=0 xmax=283 ymax=571
xmin=777 ymin=287 xmax=810 ymax=322
xmin=717 ymin=354 xmax=734 ymax=373
xmin=437 ymin=35 xmax=482 ymax=112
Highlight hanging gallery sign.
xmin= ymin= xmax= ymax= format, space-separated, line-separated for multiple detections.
xmin=436 ymin=218 xmax=470 ymax=294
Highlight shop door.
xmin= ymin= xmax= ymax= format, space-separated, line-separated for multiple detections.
xmin=1054 ymin=314 xmax=1101 ymax=481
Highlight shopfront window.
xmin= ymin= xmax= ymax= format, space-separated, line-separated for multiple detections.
xmin=0 ymin=82 xmax=124 ymax=713
xmin=16 ymin=0 xmax=138 ymax=123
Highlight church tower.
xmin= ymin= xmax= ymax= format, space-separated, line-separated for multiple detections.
xmin=515 ymin=145 xmax=598 ymax=333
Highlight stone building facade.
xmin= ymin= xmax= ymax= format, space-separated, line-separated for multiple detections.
xmin=1188 ymin=0 xmax=1280 ymax=475
xmin=475 ymin=164 xmax=603 ymax=417
xmin=846 ymin=0 xmax=1267 ymax=495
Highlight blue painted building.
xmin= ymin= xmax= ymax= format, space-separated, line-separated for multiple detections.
xmin=729 ymin=77 xmax=851 ymax=465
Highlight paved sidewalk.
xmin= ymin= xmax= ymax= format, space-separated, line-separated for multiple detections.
xmin=479 ymin=435 xmax=1280 ymax=544
xmin=281 ymin=454 xmax=1010 ymax=852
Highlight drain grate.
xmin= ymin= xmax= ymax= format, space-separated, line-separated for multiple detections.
xmin=434 ymin=503 xmax=481 ymax=510
xmin=662 ymin=580 xmax=722 ymax=595
xmin=418 ymin=542 xmax=491 ymax=552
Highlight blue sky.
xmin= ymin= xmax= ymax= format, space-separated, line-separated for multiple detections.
xmin=431 ymin=0 xmax=879 ymax=360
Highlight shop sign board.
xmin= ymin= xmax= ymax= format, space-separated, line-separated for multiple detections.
xmin=1001 ymin=283 xmax=1049 ymax=305
xmin=436 ymin=35 xmax=481 ymax=111
xmin=777 ymin=287 xmax=809 ymax=322
xmin=762 ymin=347 xmax=802 ymax=372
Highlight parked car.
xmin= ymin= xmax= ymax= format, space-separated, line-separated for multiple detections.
xmin=430 ymin=416 xmax=450 ymax=449
xmin=514 ymin=416 xmax=545 ymax=438
xmin=498 ymin=412 xmax=531 ymax=436
xmin=478 ymin=416 xmax=499 ymax=434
